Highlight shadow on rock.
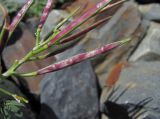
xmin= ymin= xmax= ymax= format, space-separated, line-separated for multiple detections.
xmin=38 ymin=104 xmax=59 ymax=119
xmin=102 ymin=85 xmax=153 ymax=119
xmin=135 ymin=0 xmax=160 ymax=4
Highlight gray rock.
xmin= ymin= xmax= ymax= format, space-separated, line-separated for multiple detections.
xmin=26 ymin=17 xmax=39 ymax=33
xmin=40 ymin=45 xmax=99 ymax=119
xmin=97 ymin=19 xmax=149 ymax=89
xmin=41 ymin=10 xmax=71 ymax=39
xmin=80 ymin=1 xmax=143 ymax=88
xmin=113 ymin=62 xmax=160 ymax=119
xmin=139 ymin=4 xmax=160 ymax=21
xmin=129 ymin=22 xmax=160 ymax=61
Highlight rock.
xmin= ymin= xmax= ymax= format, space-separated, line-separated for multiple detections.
xmin=97 ymin=19 xmax=149 ymax=88
xmin=81 ymin=1 xmax=147 ymax=88
xmin=41 ymin=10 xmax=71 ymax=39
xmin=139 ymin=4 xmax=160 ymax=21
xmin=112 ymin=62 xmax=160 ymax=119
xmin=40 ymin=45 xmax=99 ymax=119
xmin=26 ymin=17 xmax=39 ymax=33
xmin=0 ymin=79 xmax=36 ymax=119
xmin=129 ymin=22 xmax=160 ymax=62
xmin=2 ymin=23 xmax=55 ymax=94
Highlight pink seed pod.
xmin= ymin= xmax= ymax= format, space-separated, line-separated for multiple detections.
xmin=37 ymin=39 xmax=129 ymax=75
xmin=9 ymin=0 xmax=33 ymax=32
xmin=38 ymin=0 xmax=54 ymax=31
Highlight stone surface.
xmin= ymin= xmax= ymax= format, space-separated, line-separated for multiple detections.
xmin=114 ymin=62 xmax=160 ymax=119
xmin=129 ymin=22 xmax=160 ymax=62
xmin=2 ymin=23 xmax=55 ymax=94
xmin=26 ymin=17 xmax=39 ymax=34
xmin=97 ymin=19 xmax=149 ymax=88
xmin=89 ymin=4 xmax=149 ymax=89
xmin=40 ymin=45 xmax=99 ymax=119
xmin=139 ymin=4 xmax=160 ymax=21
xmin=41 ymin=10 xmax=71 ymax=39
xmin=78 ymin=2 xmax=142 ymax=87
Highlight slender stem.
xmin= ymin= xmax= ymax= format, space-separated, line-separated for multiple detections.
xmin=36 ymin=28 xmax=41 ymax=46
xmin=2 ymin=43 xmax=49 ymax=77
xmin=14 ymin=71 xmax=38 ymax=77
xmin=0 ymin=88 xmax=12 ymax=96
xmin=54 ymin=7 xmax=80 ymax=33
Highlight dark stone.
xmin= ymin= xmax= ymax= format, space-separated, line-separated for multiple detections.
xmin=0 ymin=79 xmax=36 ymax=119
xmin=135 ymin=0 xmax=160 ymax=4
xmin=40 ymin=45 xmax=99 ymax=119
xmin=113 ymin=62 xmax=160 ymax=119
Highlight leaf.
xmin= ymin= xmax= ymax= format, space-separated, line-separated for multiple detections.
xmin=0 ymin=100 xmax=24 ymax=119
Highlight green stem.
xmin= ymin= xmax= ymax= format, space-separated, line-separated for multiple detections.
xmin=0 ymin=88 xmax=12 ymax=96
xmin=14 ymin=71 xmax=38 ymax=77
xmin=36 ymin=28 xmax=41 ymax=46
xmin=0 ymin=27 xmax=6 ymax=42
xmin=2 ymin=43 xmax=49 ymax=77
